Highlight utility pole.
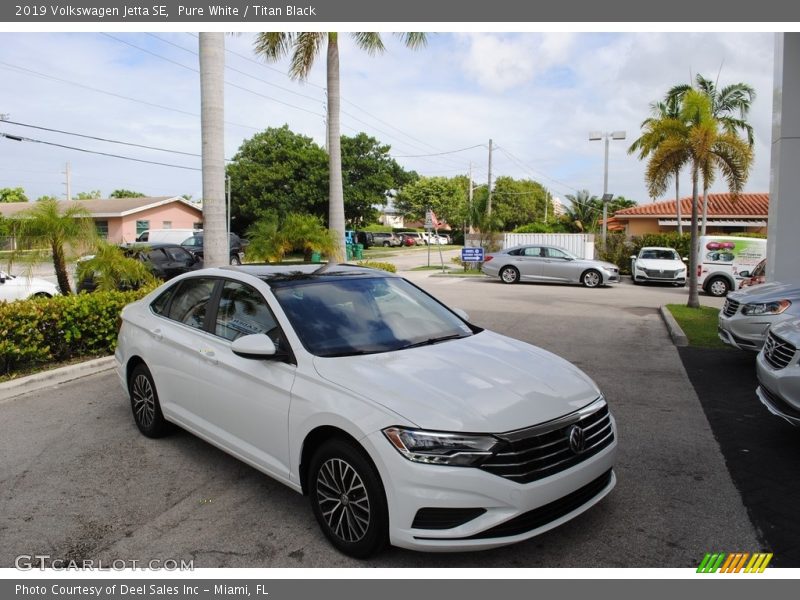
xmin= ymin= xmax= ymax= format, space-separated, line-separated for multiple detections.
xmin=468 ymin=162 xmax=474 ymax=233
xmin=226 ymin=174 xmax=231 ymax=241
xmin=486 ymin=139 xmax=493 ymax=216
xmin=589 ymin=130 xmax=626 ymax=251
xmin=63 ymin=162 xmax=72 ymax=201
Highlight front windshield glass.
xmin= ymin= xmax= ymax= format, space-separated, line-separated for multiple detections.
xmin=272 ymin=276 xmax=475 ymax=357
xmin=641 ymin=249 xmax=678 ymax=260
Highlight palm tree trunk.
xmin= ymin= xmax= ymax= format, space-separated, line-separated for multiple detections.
xmin=199 ymin=32 xmax=228 ymax=267
xmin=326 ymin=35 xmax=346 ymax=262
xmin=675 ymin=169 xmax=682 ymax=235
xmin=51 ymin=240 xmax=71 ymax=295
xmin=700 ymin=185 xmax=709 ymax=236
xmin=687 ymin=169 xmax=700 ymax=309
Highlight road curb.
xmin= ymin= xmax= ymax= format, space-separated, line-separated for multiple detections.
xmin=0 ymin=356 xmax=116 ymax=403
xmin=659 ymin=305 xmax=689 ymax=347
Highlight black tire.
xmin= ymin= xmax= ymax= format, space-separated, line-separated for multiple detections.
xmin=128 ymin=363 xmax=171 ymax=438
xmin=499 ymin=266 xmax=520 ymax=284
xmin=383 ymin=241 xmax=390 ymax=247
xmin=32 ymin=292 xmax=52 ymax=298
xmin=581 ymin=269 xmax=603 ymax=288
xmin=631 ymin=277 xmax=640 ymax=286
xmin=308 ymin=438 xmax=388 ymax=559
xmin=706 ymin=276 xmax=730 ymax=297
xmin=230 ymin=255 xmax=242 ymax=266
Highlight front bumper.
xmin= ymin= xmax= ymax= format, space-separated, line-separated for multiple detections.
xmin=633 ymin=270 xmax=686 ymax=284
xmin=717 ymin=313 xmax=776 ymax=351
xmin=363 ymin=417 xmax=617 ymax=552
xmin=756 ymin=350 xmax=800 ymax=426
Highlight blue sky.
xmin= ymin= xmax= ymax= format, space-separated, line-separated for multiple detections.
xmin=0 ymin=32 xmax=775 ymax=208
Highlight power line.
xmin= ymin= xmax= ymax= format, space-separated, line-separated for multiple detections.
xmin=0 ymin=132 xmax=201 ymax=171
xmin=494 ymin=145 xmax=581 ymax=195
xmin=392 ymin=144 xmax=487 ymax=158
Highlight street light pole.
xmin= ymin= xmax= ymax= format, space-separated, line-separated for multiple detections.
xmin=589 ymin=130 xmax=626 ymax=251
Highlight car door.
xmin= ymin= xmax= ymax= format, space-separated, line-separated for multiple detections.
xmin=541 ymin=247 xmax=576 ymax=282
xmin=189 ymin=279 xmax=297 ymax=481
xmin=162 ymin=246 xmax=198 ymax=280
xmin=512 ymin=246 xmax=545 ymax=280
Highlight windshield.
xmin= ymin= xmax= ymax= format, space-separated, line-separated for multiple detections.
xmin=272 ymin=276 xmax=475 ymax=357
xmin=640 ymin=249 xmax=678 ymax=260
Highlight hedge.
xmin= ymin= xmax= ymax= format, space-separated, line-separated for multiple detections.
xmin=355 ymin=260 xmax=397 ymax=273
xmin=0 ymin=287 xmax=153 ymax=377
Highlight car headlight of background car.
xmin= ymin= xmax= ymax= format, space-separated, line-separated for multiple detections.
xmin=741 ymin=299 xmax=792 ymax=315
xmin=383 ymin=427 xmax=502 ymax=466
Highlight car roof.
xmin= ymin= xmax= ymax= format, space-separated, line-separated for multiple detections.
xmin=120 ymin=242 xmax=186 ymax=250
xmin=219 ymin=263 xmax=398 ymax=286
xmin=641 ymin=246 xmax=677 ymax=251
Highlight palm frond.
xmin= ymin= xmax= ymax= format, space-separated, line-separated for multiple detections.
xmin=396 ymin=32 xmax=428 ymax=49
xmin=253 ymin=32 xmax=297 ymax=62
xmin=351 ymin=32 xmax=386 ymax=55
xmin=289 ymin=32 xmax=326 ymax=79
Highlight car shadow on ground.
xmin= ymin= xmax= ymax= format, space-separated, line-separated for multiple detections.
xmin=678 ymin=346 xmax=800 ymax=566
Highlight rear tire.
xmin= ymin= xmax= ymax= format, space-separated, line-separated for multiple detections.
xmin=582 ymin=269 xmax=602 ymax=288
xmin=499 ymin=266 xmax=520 ymax=284
xmin=308 ymin=438 xmax=388 ymax=559
xmin=128 ymin=364 xmax=171 ymax=438
xmin=230 ymin=255 xmax=242 ymax=266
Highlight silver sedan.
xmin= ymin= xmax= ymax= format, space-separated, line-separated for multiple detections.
xmin=756 ymin=317 xmax=800 ymax=426
xmin=482 ymin=245 xmax=620 ymax=288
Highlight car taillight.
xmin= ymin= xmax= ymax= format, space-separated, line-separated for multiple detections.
xmin=484 ymin=255 xmax=493 ymax=262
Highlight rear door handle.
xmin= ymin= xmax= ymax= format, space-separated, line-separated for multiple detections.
xmin=150 ymin=328 xmax=163 ymax=341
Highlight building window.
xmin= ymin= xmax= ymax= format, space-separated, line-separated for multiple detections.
xmin=95 ymin=220 xmax=109 ymax=239
xmin=193 ymin=221 xmax=203 ymax=230
xmin=136 ymin=220 xmax=149 ymax=236
xmin=162 ymin=221 xmax=172 ymax=229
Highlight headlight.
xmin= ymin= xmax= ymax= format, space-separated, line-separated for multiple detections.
xmin=741 ymin=300 xmax=791 ymax=316
xmin=382 ymin=427 xmax=501 ymax=466
xmin=676 ymin=268 xmax=686 ymax=274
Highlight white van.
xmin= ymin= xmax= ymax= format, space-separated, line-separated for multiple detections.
xmin=696 ymin=235 xmax=767 ymax=297
xmin=136 ymin=229 xmax=200 ymax=244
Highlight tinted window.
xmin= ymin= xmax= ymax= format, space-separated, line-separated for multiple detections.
xmin=545 ymin=248 xmax=568 ymax=259
xmin=166 ymin=278 xmax=216 ymax=330
xmin=523 ymin=247 xmax=542 ymax=257
xmin=150 ymin=287 xmax=175 ymax=316
xmin=215 ymin=281 xmax=279 ymax=342
xmin=146 ymin=249 xmax=168 ymax=264
xmin=164 ymin=247 xmax=194 ymax=264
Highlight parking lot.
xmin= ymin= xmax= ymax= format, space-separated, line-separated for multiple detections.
xmin=0 ymin=272 xmax=774 ymax=568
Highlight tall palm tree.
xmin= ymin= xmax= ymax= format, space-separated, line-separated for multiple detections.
xmin=199 ymin=32 xmax=228 ymax=268
xmin=644 ymin=90 xmax=752 ymax=308
xmin=253 ymin=32 xmax=427 ymax=261
xmin=628 ymin=95 xmax=686 ymax=234
xmin=13 ymin=198 xmax=96 ymax=295
xmin=668 ymin=74 xmax=756 ymax=235
xmin=564 ymin=190 xmax=600 ymax=232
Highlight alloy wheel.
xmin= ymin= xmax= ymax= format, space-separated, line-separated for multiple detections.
xmin=132 ymin=374 xmax=156 ymax=429
xmin=315 ymin=457 xmax=371 ymax=543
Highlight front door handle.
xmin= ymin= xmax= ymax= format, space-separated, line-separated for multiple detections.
xmin=198 ymin=348 xmax=218 ymax=365
xmin=150 ymin=328 xmax=163 ymax=341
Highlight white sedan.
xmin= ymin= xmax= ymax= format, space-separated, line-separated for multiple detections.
xmin=0 ymin=270 xmax=60 ymax=302
xmin=116 ymin=264 xmax=617 ymax=557
xmin=630 ymin=246 xmax=687 ymax=286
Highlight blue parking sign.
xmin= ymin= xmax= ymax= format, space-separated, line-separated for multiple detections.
xmin=461 ymin=247 xmax=484 ymax=262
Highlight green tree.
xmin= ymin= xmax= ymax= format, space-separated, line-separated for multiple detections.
xmin=394 ymin=176 xmax=467 ymax=228
xmin=109 ymin=189 xmax=145 ymax=198
xmin=341 ymin=132 xmax=415 ymax=225
xmin=253 ymin=32 xmax=426 ymax=260
xmin=245 ymin=212 xmax=337 ymax=263
xmin=36 ymin=195 xmax=59 ymax=202
xmin=562 ymin=190 xmax=600 ymax=232
xmin=227 ymin=126 xmax=328 ymax=233
xmin=12 ymin=198 xmax=96 ymax=295
xmin=75 ymin=241 xmax=157 ymax=291
xmin=0 ymin=187 xmax=28 ymax=203
xmin=491 ymin=177 xmax=552 ymax=231
xmin=643 ymin=89 xmax=752 ymax=308
xmin=75 ymin=190 xmax=102 ymax=200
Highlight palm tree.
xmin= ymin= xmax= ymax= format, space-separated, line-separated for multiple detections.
xmin=667 ymin=75 xmax=756 ymax=235
xmin=644 ymin=90 xmax=752 ymax=308
xmin=564 ymin=190 xmax=600 ymax=232
xmin=199 ymin=32 xmax=228 ymax=268
xmin=12 ymin=198 xmax=96 ymax=295
xmin=628 ymin=96 xmax=686 ymax=234
xmin=253 ymin=32 xmax=427 ymax=261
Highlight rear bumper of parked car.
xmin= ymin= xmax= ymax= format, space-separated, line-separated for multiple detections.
xmin=363 ymin=419 xmax=617 ymax=552
xmin=756 ymin=351 xmax=800 ymax=426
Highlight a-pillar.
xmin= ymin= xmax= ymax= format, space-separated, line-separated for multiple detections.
xmin=767 ymin=33 xmax=800 ymax=282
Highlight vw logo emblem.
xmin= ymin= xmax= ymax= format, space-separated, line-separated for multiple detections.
xmin=567 ymin=425 xmax=586 ymax=454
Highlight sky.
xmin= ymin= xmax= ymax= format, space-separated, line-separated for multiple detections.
xmin=0 ymin=31 xmax=776 ymax=209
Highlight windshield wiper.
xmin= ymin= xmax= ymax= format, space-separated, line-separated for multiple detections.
xmin=399 ymin=334 xmax=468 ymax=350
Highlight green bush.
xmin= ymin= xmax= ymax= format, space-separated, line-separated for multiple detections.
xmin=355 ymin=260 xmax=397 ymax=273
xmin=513 ymin=222 xmax=556 ymax=234
xmin=0 ymin=287 xmax=154 ymax=376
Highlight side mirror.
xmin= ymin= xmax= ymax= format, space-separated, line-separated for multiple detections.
xmin=738 ymin=270 xmax=751 ymax=278
xmin=452 ymin=307 xmax=470 ymax=321
xmin=629 ymin=255 xmax=637 ymax=260
xmin=682 ymin=257 xmax=689 ymax=262
xmin=0 ymin=275 xmax=5 ymax=284
xmin=231 ymin=334 xmax=277 ymax=359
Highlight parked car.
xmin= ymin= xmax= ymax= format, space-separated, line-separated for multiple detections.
xmin=136 ymin=228 xmax=200 ymax=244
xmin=718 ymin=281 xmax=800 ymax=351
xmin=370 ymin=232 xmax=402 ymax=247
xmin=181 ymin=232 xmax=246 ymax=265
xmin=482 ymin=245 xmax=620 ymax=288
xmin=422 ymin=232 xmax=448 ymax=245
xmin=116 ymin=264 xmax=617 ymax=557
xmin=397 ymin=233 xmax=417 ymax=247
xmin=739 ymin=259 xmax=767 ymax=289
xmin=353 ymin=231 xmax=374 ymax=249
xmin=696 ymin=235 xmax=768 ymax=297
xmin=756 ymin=317 xmax=800 ymax=426
xmin=77 ymin=243 xmax=202 ymax=293
xmin=630 ymin=246 xmax=687 ymax=286
xmin=0 ymin=270 xmax=59 ymax=301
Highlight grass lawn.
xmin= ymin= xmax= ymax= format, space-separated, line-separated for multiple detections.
xmin=666 ymin=304 xmax=730 ymax=349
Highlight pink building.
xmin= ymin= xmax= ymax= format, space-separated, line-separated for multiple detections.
xmin=0 ymin=196 xmax=204 ymax=244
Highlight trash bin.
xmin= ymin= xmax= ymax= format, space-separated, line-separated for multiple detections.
xmin=310 ymin=251 xmax=321 ymax=263
xmin=354 ymin=243 xmax=364 ymax=260
xmin=346 ymin=244 xmax=354 ymax=261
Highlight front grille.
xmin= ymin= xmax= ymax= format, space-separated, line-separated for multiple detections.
xmin=412 ymin=507 xmax=487 ymax=530
xmin=479 ymin=400 xmax=614 ymax=484
xmin=643 ymin=268 xmax=677 ymax=279
xmin=416 ymin=470 xmax=613 ymax=541
xmin=763 ymin=331 xmax=797 ymax=370
xmin=723 ymin=298 xmax=740 ymax=317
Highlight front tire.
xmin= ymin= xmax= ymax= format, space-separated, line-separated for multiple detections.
xmin=582 ymin=269 xmax=602 ymax=288
xmin=128 ymin=364 xmax=171 ymax=438
xmin=499 ymin=266 xmax=520 ymax=284
xmin=308 ymin=439 xmax=388 ymax=559
xmin=230 ymin=255 xmax=242 ymax=266
xmin=706 ymin=276 xmax=730 ymax=297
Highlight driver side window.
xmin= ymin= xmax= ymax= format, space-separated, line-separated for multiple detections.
xmin=215 ymin=281 xmax=283 ymax=349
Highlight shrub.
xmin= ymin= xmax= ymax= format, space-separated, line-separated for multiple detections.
xmin=354 ymin=260 xmax=397 ymax=273
xmin=513 ymin=222 xmax=556 ymax=234
xmin=0 ymin=286 xmax=154 ymax=376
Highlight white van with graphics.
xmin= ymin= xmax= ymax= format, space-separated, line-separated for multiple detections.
xmin=697 ymin=236 xmax=767 ymax=297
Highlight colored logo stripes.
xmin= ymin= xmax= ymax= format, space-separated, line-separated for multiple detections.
xmin=697 ymin=552 xmax=773 ymax=573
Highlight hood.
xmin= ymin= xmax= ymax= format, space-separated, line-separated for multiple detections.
xmin=729 ymin=281 xmax=800 ymax=303
xmin=574 ymin=258 xmax=617 ymax=270
xmin=770 ymin=318 xmax=800 ymax=344
xmin=312 ymin=331 xmax=600 ymax=433
xmin=635 ymin=258 xmax=685 ymax=271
